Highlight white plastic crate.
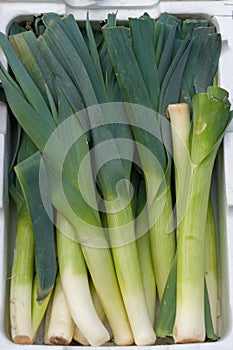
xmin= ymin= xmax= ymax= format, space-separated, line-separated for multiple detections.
xmin=1 ymin=0 xmax=233 ymax=349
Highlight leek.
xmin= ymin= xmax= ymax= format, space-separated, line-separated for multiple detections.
xmin=44 ymin=273 xmax=74 ymax=345
xmin=10 ymin=208 xmax=34 ymax=344
xmin=155 ymin=103 xmax=191 ymax=338
xmin=14 ymin=151 xmax=57 ymax=301
xmin=10 ymin=146 xmax=56 ymax=343
xmin=156 ymin=98 xmax=222 ymax=341
xmin=9 ymin=131 xmax=36 ymax=344
xmin=171 ymin=87 xmax=232 ymax=343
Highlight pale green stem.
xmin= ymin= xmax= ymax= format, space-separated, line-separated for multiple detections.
xmin=106 ymin=202 xmax=156 ymax=345
xmin=135 ymin=179 xmax=156 ymax=325
xmin=90 ymin=278 xmax=106 ymax=324
xmin=137 ymin=232 xmax=156 ymax=325
xmin=173 ymin=159 xmax=215 ymax=343
xmin=149 ymin=186 xmax=176 ymax=300
xmin=205 ymin=199 xmax=218 ymax=335
xmin=137 ymin=141 xmax=176 ymax=301
xmin=167 ymin=102 xmax=218 ymax=342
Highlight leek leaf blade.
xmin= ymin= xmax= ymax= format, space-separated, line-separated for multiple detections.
xmin=14 ymin=151 xmax=57 ymax=301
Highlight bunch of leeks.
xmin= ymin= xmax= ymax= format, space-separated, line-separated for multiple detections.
xmin=0 ymin=11 xmax=230 ymax=346
xmin=2 ymin=14 xmax=131 ymax=346
xmin=103 ymin=15 xmax=223 ymax=328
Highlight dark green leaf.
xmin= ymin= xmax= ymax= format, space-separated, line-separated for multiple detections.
xmin=103 ymin=26 xmax=152 ymax=107
xmin=14 ymin=151 xmax=57 ymax=301
xmin=194 ymin=34 xmax=222 ymax=93
xmin=129 ymin=15 xmax=160 ymax=110
xmin=159 ymin=36 xmax=191 ymax=114
xmin=158 ymin=24 xmax=177 ymax=84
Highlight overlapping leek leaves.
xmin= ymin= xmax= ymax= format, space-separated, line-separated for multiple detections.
xmin=103 ymin=12 xmax=221 ymax=303
xmin=1 ymin=13 xmax=134 ymax=346
xmin=15 ymin=151 xmax=57 ymax=301
xmin=0 ymin=11 xmax=229 ymax=346
xmin=134 ymin=176 xmax=157 ymax=325
xmin=103 ymin=14 xmax=176 ymax=302
xmin=8 ymin=129 xmax=56 ymax=344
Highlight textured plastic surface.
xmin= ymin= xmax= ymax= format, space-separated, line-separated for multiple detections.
xmin=1 ymin=1 xmax=233 ymax=349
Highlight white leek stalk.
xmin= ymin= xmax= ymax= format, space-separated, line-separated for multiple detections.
xmin=149 ymin=188 xmax=176 ymax=300
xmin=10 ymin=209 xmax=34 ymax=344
xmin=44 ymin=274 xmax=74 ymax=345
xmin=73 ymin=280 xmax=106 ymax=345
xmin=90 ymin=279 xmax=106 ymax=325
xmin=73 ymin=327 xmax=89 ymax=345
xmin=56 ymin=212 xmax=110 ymax=346
xmin=167 ymin=103 xmax=191 ymax=226
xmin=168 ymin=103 xmax=206 ymax=343
xmin=167 ymin=103 xmax=191 ymax=189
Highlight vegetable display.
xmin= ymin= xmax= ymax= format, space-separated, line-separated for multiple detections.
xmin=0 ymin=11 xmax=231 ymax=346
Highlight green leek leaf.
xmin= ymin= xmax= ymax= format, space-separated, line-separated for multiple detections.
xmin=14 ymin=151 xmax=57 ymax=301
xmin=129 ymin=15 xmax=160 ymax=110
xmin=0 ymin=33 xmax=53 ymax=120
